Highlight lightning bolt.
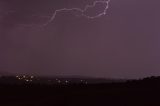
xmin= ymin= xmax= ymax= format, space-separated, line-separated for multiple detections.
xmin=43 ymin=0 xmax=110 ymax=26
xmin=15 ymin=0 xmax=110 ymax=29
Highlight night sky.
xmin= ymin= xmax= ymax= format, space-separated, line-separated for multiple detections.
xmin=0 ymin=0 xmax=160 ymax=78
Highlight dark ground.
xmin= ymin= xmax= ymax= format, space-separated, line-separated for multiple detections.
xmin=0 ymin=77 xmax=160 ymax=106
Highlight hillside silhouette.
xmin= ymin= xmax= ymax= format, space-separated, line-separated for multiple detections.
xmin=0 ymin=76 xmax=160 ymax=106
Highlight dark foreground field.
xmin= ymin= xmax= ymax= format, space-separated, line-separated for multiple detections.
xmin=0 ymin=77 xmax=160 ymax=106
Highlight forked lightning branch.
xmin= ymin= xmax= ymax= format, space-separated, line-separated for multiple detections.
xmin=43 ymin=0 xmax=110 ymax=26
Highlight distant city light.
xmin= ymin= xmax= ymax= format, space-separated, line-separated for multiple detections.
xmin=65 ymin=80 xmax=69 ymax=83
xmin=31 ymin=76 xmax=34 ymax=78
xmin=15 ymin=75 xmax=36 ymax=82
xmin=23 ymin=75 xmax=26 ymax=78
xmin=58 ymin=80 xmax=61 ymax=83
xmin=14 ymin=75 xmax=90 ymax=84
